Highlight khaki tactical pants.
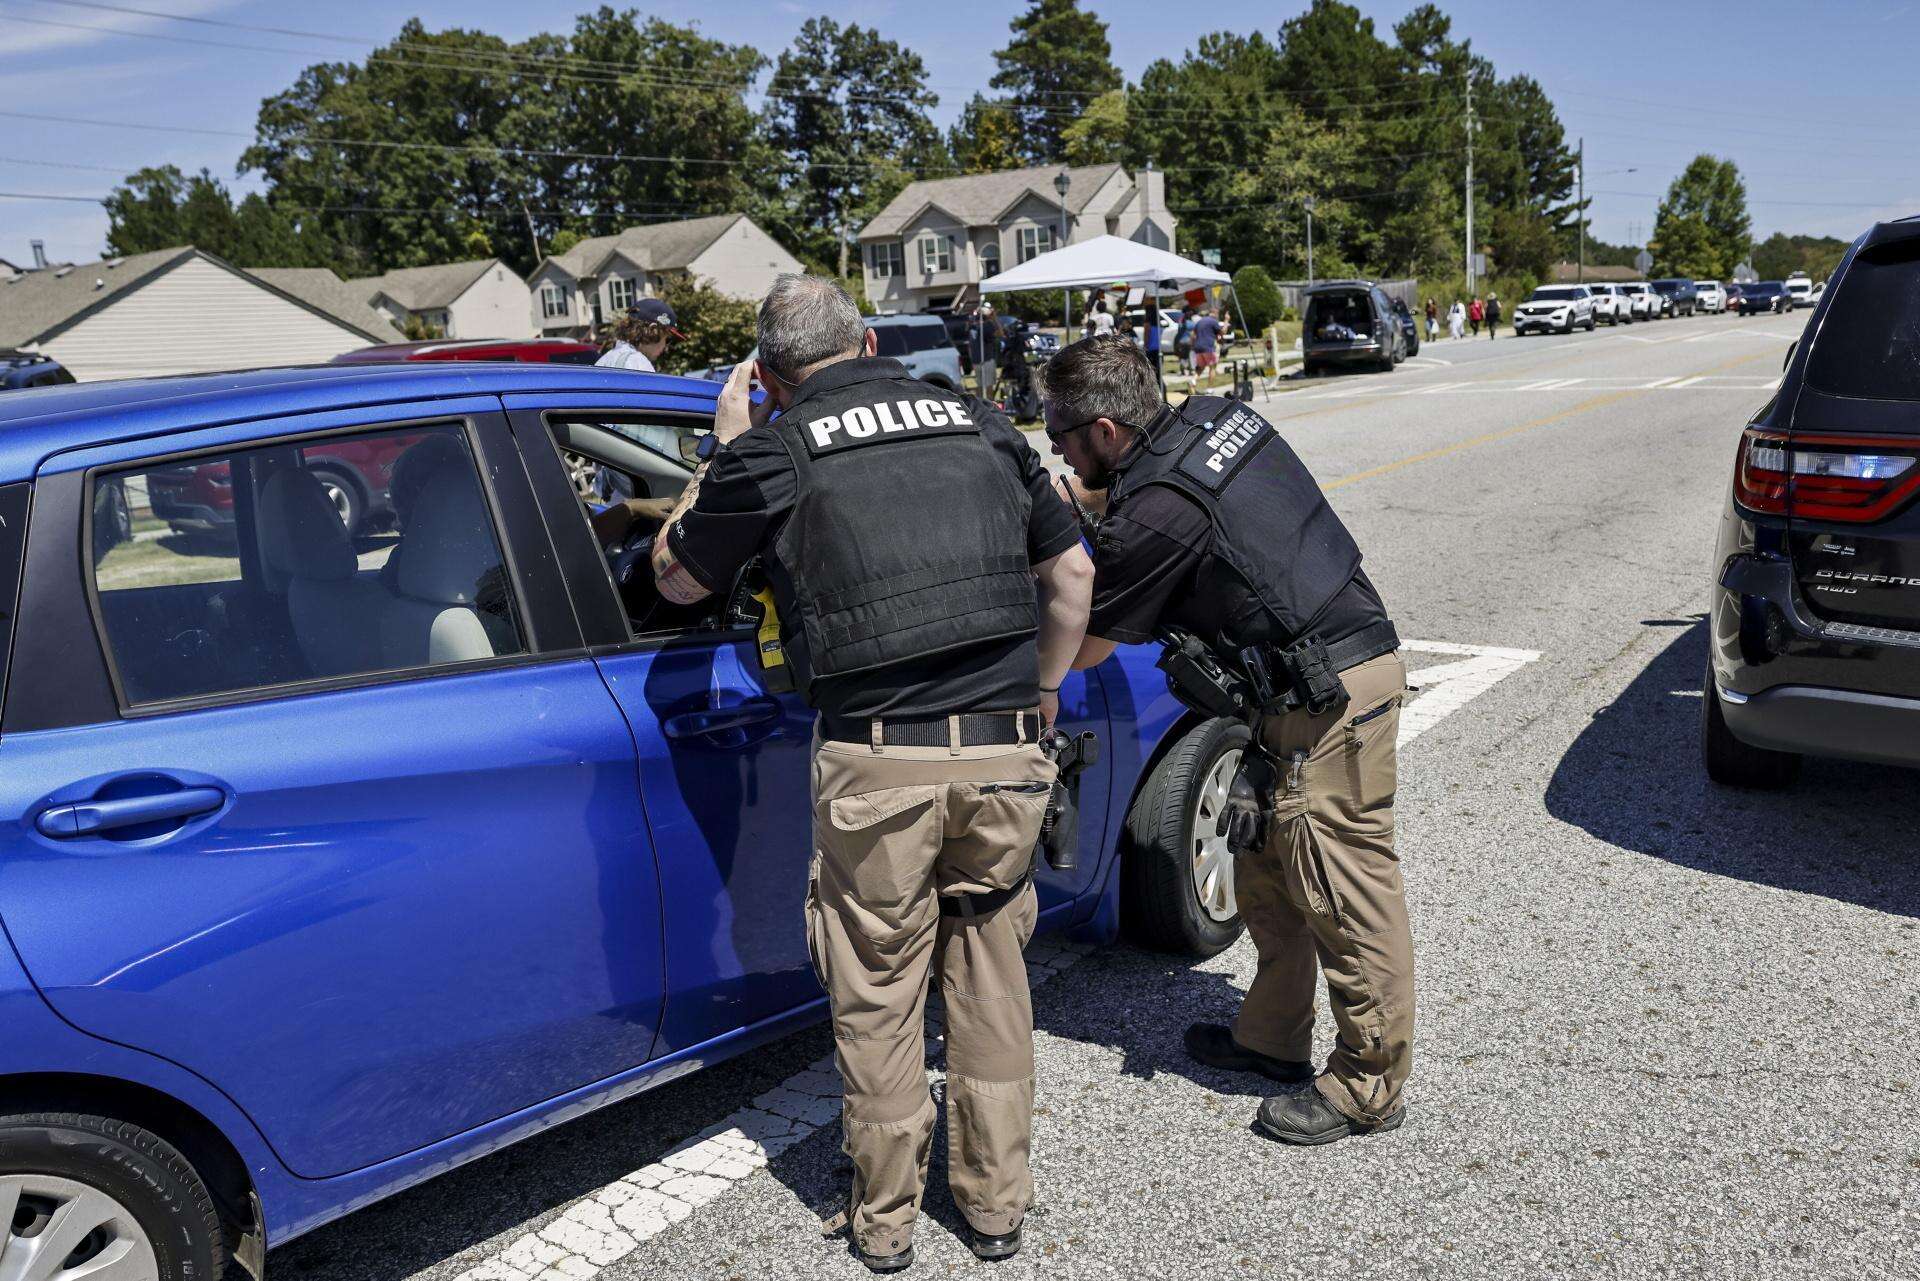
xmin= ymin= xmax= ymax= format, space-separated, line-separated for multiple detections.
xmin=1231 ymin=651 xmax=1416 ymax=1124
xmin=808 ymin=726 xmax=1056 ymax=1257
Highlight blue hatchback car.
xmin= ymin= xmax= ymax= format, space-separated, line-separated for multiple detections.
xmin=0 ymin=363 xmax=1240 ymax=1280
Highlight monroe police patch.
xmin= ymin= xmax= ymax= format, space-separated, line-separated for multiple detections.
xmin=1174 ymin=405 xmax=1273 ymax=493
xmin=799 ymin=395 xmax=979 ymax=457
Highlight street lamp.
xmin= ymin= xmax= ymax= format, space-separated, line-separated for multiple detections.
xmin=1054 ymin=169 xmax=1071 ymax=331
xmin=1304 ymin=195 xmax=1316 ymax=286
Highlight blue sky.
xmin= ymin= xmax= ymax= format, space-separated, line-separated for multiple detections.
xmin=3 ymin=0 xmax=1916 ymax=266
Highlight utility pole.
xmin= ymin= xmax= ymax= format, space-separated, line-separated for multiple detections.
xmin=1577 ymin=138 xmax=1585 ymax=284
xmin=1464 ymin=77 xmax=1476 ymax=295
xmin=520 ymin=197 xmax=542 ymax=266
xmin=1305 ymin=195 xmax=1316 ymax=286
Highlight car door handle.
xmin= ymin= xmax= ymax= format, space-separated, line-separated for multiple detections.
xmin=662 ymin=700 xmax=782 ymax=740
xmin=36 ymin=787 xmax=226 ymax=838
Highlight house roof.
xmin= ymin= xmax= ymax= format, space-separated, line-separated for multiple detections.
xmin=540 ymin=213 xmax=747 ymax=281
xmin=250 ymin=267 xmax=404 ymax=340
xmin=0 ymin=247 xmax=401 ymax=347
xmin=347 ymin=258 xmax=503 ymax=311
xmin=859 ymin=164 xmax=1127 ymax=241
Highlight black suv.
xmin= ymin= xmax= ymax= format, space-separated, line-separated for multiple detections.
xmin=1301 ymin=281 xmax=1404 ymax=376
xmin=1651 ymin=278 xmax=1698 ymax=317
xmin=1704 ymin=215 xmax=1920 ymax=786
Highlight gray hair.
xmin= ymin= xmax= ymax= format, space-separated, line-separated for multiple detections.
xmin=1038 ymin=334 xmax=1164 ymax=429
xmin=757 ymin=274 xmax=866 ymax=383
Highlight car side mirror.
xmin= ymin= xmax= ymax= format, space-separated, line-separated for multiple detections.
xmin=1783 ymin=340 xmax=1797 ymax=372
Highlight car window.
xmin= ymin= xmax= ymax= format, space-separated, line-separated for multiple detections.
xmin=1805 ymin=237 xmax=1920 ymax=401
xmin=89 ymin=422 xmax=525 ymax=707
xmin=0 ymin=482 xmax=27 ymax=720
xmin=1530 ymin=288 xmax=1579 ymax=301
xmin=906 ymin=323 xmax=949 ymax=353
xmin=871 ymin=325 xmax=911 ymax=357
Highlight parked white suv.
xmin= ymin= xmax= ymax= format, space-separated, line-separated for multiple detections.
xmin=1584 ymin=284 xmax=1632 ymax=325
xmin=1513 ymin=285 xmax=1596 ymax=335
xmin=1619 ymin=282 xmax=1660 ymax=320
xmin=1694 ymin=280 xmax=1728 ymax=314
xmin=1784 ymin=272 xmax=1814 ymax=309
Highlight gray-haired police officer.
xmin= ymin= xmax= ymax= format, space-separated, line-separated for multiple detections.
xmin=651 ymin=276 xmax=1093 ymax=1271
xmin=1044 ymin=334 xmax=1414 ymax=1147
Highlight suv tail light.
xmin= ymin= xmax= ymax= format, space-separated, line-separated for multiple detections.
xmin=1734 ymin=426 xmax=1920 ymax=522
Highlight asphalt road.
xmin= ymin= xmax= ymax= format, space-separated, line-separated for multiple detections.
xmin=268 ymin=308 xmax=1920 ymax=1281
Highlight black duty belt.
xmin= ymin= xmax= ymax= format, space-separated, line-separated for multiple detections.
xmin=1321 ymin=619 xmax=1402 ymax=675
xmin=819 ymin=709 xmax=1042 ymax=748
xmin=939 ymin=872 xmax=1032 ymax=919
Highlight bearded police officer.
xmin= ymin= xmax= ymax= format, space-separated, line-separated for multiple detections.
xmin=651 ymin=276 xmax=1093 ymax=1270
xmin=1044 ymin=335 xmax=1414 ymax=1146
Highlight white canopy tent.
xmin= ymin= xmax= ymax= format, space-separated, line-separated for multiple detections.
xmin=977 ymin=234 xmax=1229 ymax=297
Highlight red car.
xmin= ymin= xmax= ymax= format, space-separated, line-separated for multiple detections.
xmin=330 ymin=338 xmax=600 ymax=365
xmin=149 ymin=433 xmax=428 ymax=538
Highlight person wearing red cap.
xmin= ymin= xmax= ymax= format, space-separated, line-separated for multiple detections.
xmin=597 ymin=297 xmax=685 ymax=372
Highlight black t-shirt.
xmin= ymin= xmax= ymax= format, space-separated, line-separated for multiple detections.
xmin=1087 ymin=483 xmax=1387 ymax=647
xmin=667 ymin=362 xmax=1082 ymax=718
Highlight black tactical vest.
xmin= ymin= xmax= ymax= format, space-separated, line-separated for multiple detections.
xmin=769 ymin=360 xmax=1037 ymax=699
xmin=1107 ymin=396 xmax=1362 ymax=650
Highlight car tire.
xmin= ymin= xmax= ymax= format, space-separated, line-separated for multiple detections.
xmin=0 ymin=1112 xmax=228 ymax=1281
xmin=1120 ymin=717 xmax=1248 ymax=958
xmin=1585 ymin=315 xmax=1596 ymax=331
xmin=309 ymin=465 xmax=365 ymax=537
xmin=1700 ymin=665 xmax=1800 ymax=789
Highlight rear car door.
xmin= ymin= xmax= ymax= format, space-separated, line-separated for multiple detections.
xmin=0 ymin=403 xmax=666 ymax=1178
xmin=1782 ymin=224 xmax=1920 ymax=690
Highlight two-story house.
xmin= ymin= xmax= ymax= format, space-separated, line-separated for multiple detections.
xmin=856 ymin=162 xmax=1175 ymax=315
xmin=347 ymin=258 xmax=535 ymax=340
xmin=528 ymin=213 xmax=803 ymax=339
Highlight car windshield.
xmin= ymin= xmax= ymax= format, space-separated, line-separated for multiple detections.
xmin=1624 ymin=285 xmax=1646 ymax=294
xmin=1786 ymin=280 xmax=1810 ymax=291
xmin=1529 ymin=288 xmax=1579 ymax=301
xmin=1652 ymin=282 xmax=1679 ymax=294
xmin=1755 ymin=282 xmax=1782 ymax=292
xmin=1805 ymin=236 xmax=1920 ymax=401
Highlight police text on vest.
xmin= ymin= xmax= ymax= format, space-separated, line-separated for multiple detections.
xmin=807 ymin=398 xmax=971 ymax=450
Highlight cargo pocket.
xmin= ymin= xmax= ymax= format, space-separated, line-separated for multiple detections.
xmin=1339 ymin=694 xmax=1400 ymax=834
xmin=803 ymin=856 xmax=827 ymax=988
xmin=945 ymin=780 xmax=1052 ymax=891
xmin=1272 ymin=803 xmax=1342 ymax=931
xmin=820 ymin=784 xmax=941 ymax=906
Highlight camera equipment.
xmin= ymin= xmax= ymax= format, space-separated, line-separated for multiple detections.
xmin=1037 ymin=726 xmax=1100 ymax=872
xmin=1154 ymin=628 xmax=1253 ymax=720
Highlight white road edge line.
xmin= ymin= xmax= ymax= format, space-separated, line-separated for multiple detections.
xmin=450 ymin=637 xmax=1540 ymax=1281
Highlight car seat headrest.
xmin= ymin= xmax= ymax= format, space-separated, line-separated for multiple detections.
xmin=396 ymin=467 xmax=497 ymax=606
xmin=259 ymin=468 xmax=356 ymax=583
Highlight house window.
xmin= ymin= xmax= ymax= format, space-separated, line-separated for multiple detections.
xmin=540 ymin=283 xmax=569 ymax=319
xmin=918 ymin=234 xmax=953 ymax=275
xmin=980 ymin=243 xmax=1001 ymax=279
xmin=608 ymin=276 xmax=635 ymax=313
xmin=870 ymin=242 xmax=903 ymax=278
xmin=1017 ymin=226 xmax=1053 ymax=264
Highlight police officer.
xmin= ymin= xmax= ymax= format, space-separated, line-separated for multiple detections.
xmin=1043 ymin=335 xmax=1414 ymax=1146
xmin=651 ymin=276 xmax=1093 ymax=1270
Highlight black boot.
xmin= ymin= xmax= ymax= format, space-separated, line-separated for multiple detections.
xmin=1183 ymin=1023 xmax=1312 ymax=1084
xmin=854 ymin=1242 xmax=914 ymax=1273
xmin=1255 ymin=1088 xmax=1405 ymax=1146
xmin=963 ymin=1220 xmax=1021 ymax=1261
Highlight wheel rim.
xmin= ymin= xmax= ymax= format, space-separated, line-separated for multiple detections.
xmin=318 ymin=478 xmax=353 ymax=528
xmin=1190 ymin=747 xmax=1241 ymax=923
xmin=0 ymin=1174 xmax=160 ymax=1281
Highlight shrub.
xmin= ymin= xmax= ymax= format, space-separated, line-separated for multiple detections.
xmin=1232 ymin=265 xmax=1283 ymax=335
xmin=653 ymin=275 xmax=759 ymax=374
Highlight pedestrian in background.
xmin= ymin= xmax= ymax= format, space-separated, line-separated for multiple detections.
xmin=1089 ymin=299 xmax=1115 ymax=337
xmin=1448 ymin=300 xmax=1466 ymax=340
xmin=596 ymin=299 xmax=682 ymax=372
xmin=1175 ymin=305 xmax=1196 ymax=375
xmin=1143 ymin=296 xmax=1165 ymax=391
xmin=1485 ymin=294 xmax=1501 ymax=340
xmin=1468 ymin=297 xmax=1483 ymax=337
xmin=1191 ymin=307 xmax=1222 ymax=381
xmin=1424 ymin=298 xmax=1438 ymax=342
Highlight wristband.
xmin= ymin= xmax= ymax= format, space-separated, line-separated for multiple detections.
xmin=1039 ymin=683 xmax=1061 ymax=694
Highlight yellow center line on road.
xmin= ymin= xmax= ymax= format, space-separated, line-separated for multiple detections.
xmin=1318 ymin=344 xmax=1783 ymax=494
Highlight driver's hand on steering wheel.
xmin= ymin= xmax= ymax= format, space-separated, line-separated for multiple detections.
xmin=590 ymin=496 xmax=676 ymax=546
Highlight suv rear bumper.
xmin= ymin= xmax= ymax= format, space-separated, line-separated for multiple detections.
xmin=1719 ymin=683 xmax=1920 ymax=767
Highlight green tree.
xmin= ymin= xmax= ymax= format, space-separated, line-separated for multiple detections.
xmin=104 ymin=165 xmax=325 ymax=266
xmin=1061 ymin=90 xmax=1130 ymax=166
xmin=653 ymin=274 xmax=760 ymax=373
xmin=1656 ymin=155 xmax=1751 ymax=277
xmin=761 ymin=18 xmax=942 ymax=277
xmin=1751 ymin=231 xmax=1848 ymax=281
xmin=990 ymin=0 xmax=1121 ymax=163
xmin=1232 ymin=265 xmax=1282 ymax=333
xmin=949 ymin=95 xmax=1026 ymax=174
xmin=547 ymin=228 xmax=583 ymax=257
xmin=1650 ymin=212 xmax=1720 ymax=279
